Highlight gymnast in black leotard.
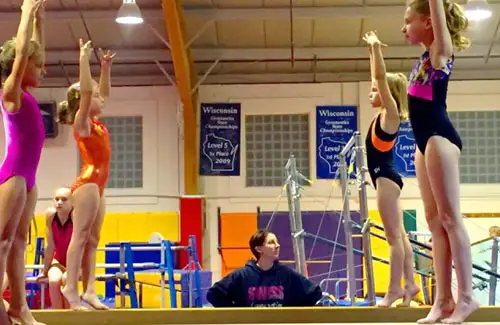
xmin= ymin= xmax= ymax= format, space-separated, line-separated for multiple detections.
xmin=366 ymin=114 xmax=404 ymax=190
xmin=408 ymin=51 xmax=462 ymax=154
xmin=402 ymin=0 xmax=478 ymax=323
xmin=363 ymin=30 xmax=419 ymax=308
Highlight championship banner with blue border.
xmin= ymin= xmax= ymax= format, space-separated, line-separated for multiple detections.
xmin=316 ymin=106 xmax=358 ymax=179
xmin=199 ymin=103 xmax=241 ymax=176
xmin=394 ymin=120 xmax=416 ymax=177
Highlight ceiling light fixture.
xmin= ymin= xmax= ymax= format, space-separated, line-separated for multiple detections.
xmin=116 ymin=0 xmax=144 ymax=25
xmin=464 ymin=0 xmax=493 ymax=22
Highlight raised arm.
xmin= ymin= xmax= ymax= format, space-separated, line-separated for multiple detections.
xmin=3 ymin=0 xmax=44 ymax=113
xmin=73 ymin=39 xmax=94 ymax=137
xmin=368 ymin=45 xmax=376 ymax=89
xmin=429 ymin=0 xmax=454 ymax=66
xmin=32 ymin=0 xmax=45 ymax=66
xmin=363 ymin=31 xmax=399 ymax=121
xmin=98 ymin=49 xmax=115 ymax=101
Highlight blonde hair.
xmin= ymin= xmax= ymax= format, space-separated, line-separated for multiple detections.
xmin=408 ymin=0 xmax=470 ymax=51
xmin=0 ymin=37 xmax=41 ymax=85
xmin=386 ymin=72 xmax=409 ymax=121
xmin=57 ymin=83 xmax=81 ymax=125
xmin=489 ymin=226 xmax=500 ymax=237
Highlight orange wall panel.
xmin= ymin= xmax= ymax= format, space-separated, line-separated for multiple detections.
xmin=219 ymin=213 xmax=257 ymax=276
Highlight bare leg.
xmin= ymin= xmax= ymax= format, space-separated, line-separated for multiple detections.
xmin=47 ymin=267 xmax=64 ymax=309
xmin=398 ymin=221 xmax=420 ymax=307
xmin=61 ymin=273 xmax=69 ymax=309
xmin=61 ymin=184 xmax=100 ymax=311
xmin=7 ymin=185 xmax=45 ymax=325
xmin=414 ymin=149 xmax=455 ymax=324
xmin=376 ymin=178 xmax=408 ymax=307
xmin=81 ymin=196 xmax=108 ymax=310
xmin=0 ymin=177 xmax=27 ymax=324
xmin=1 ymin=276 xmax=10 ymax=325
xmin=425 ymin=137 xmax=478 ymax=324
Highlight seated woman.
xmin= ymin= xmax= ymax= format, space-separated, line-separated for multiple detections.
xmin=36 ymin=187 xmax=73 ymax=309
xmin=207 ymin=229 xmax=322 ymax=307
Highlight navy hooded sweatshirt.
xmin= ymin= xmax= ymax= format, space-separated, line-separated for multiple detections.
xmin=207 ymin=260 xmax=322 ymax=307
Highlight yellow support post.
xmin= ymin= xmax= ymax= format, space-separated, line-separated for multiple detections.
xmin=162 ymin=0 xmax=198 ymax=194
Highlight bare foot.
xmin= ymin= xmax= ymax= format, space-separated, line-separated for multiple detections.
xmin=397 ymin=284 xmax=421 ymax=307
xmin=81 ymin=293 xmax=109 ymax=310
xmin=377 ymin=287 xmax=405 ymax=307
xmin=417 ymin=298 xmax=455 ymax=324
xmin=441 ymin=297 xmax=479 ymax=324
xmin=61 ymin=286 xmax=87 ymax=311
xmin=8 ymin=305 xmax=46 ymax=325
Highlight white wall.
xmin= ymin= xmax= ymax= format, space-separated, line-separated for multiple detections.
xmin=28 ymin=86 xmax=181 ymax=213
xmin=199 ymin=80 xmax=500 ymax=280
xmin=3 ymin=81 xmax=497 ymax=280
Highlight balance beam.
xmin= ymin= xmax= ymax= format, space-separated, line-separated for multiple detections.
xmin=31 ymin=306 xmax=499 ymax=325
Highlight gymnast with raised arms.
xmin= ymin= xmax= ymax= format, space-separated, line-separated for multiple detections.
xmin=403 ymin=0 xmax=478 ymax=323
xmin=0 ymin=0 xmax=47 ymax=323
xmin=56 ymin=38 xmax=115 ymax=311
xmin=362 ymin=30 xmax=420 ymax=308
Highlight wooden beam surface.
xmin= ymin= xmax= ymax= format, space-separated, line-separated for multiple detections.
xmin=31 ymin=306 xmax=499 ymax=325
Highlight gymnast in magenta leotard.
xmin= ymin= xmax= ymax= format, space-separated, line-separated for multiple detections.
xmin=0 ymin=0 xmax=47 ymax=324
xmin=0 ymin=91 xmax=45 ymax=189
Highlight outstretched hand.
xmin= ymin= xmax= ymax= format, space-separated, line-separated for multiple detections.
xmin=362 ymin=30 xmax=387 ymax=47
xmin=33 ymin=0 xmax=46 ymax=20
xmin=79 ymin=38 xmax=93 ymax=58
xmin=99 ymin=48 xmax=116 ymax=67
xmin=23 ymin=0 xmax=44 ymax=15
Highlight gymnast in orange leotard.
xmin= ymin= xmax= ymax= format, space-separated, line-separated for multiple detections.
xmin=55 ymin=39 xmax=115 ymax=311
xmin=71 ymin=116 xmax=111 ymax=196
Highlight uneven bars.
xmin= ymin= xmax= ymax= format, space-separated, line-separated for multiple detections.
xmin=408 ymin=231 xmax=432 ymax=237
xmin=96 ymin=245 xmax=189 ymax=252
xmin=340 ymin=134 xmax=356 ymax=157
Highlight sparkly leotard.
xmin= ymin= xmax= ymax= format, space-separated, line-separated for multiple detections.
xmin=71 ymin=117 xmax=111 ymax=195
xmin=407 ymin=51 xmax=462 ymax=154
xmin=0 ymin=92 xmax=45 ymax=190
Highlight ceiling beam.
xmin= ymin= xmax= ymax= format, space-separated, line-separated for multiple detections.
xmin=1 ymin=4 xmax=498 ymax=22
xmin=43 ymin=44 xmax=500 ymax=63
xmin=39 ymin=69 xmax=500 ymax=87
xmin=185 ymin=5 xmax=405 ymax=20
xmin=162 ymin=0 xmax=199 ymax=195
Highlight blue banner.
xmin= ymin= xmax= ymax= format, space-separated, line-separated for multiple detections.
xmin=394 ymin=121 xmax=416 ymax=177
xmin=199 ymin=103 xmax=241 ymax=176
xmin=316 ymin=106 xmax=358 ymax=179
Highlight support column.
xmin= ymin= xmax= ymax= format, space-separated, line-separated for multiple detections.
xmin=489 ymin=237 xmax=499 ymax=305
xmin=354 ymin=132 xmax=376 ymax=305
xmin=339 ymin=136 xmax=357 ymax=304
xmin=162 ymin=0 xmax=199 ymax=194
